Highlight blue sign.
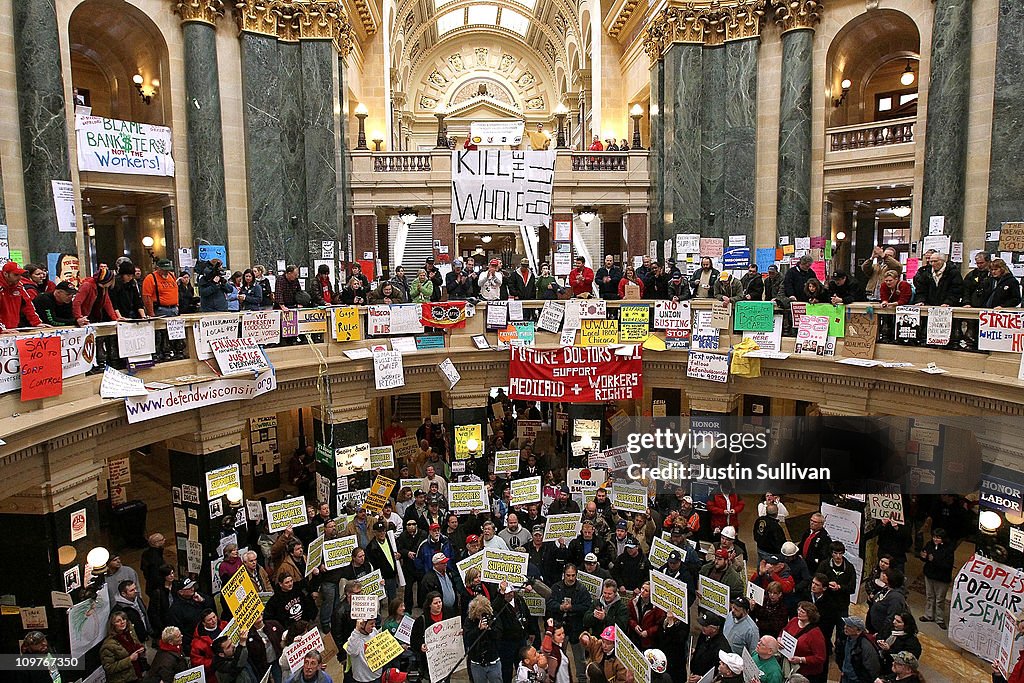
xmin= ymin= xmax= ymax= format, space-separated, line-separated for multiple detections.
xmin=198 ymin=245 xmax=227 ymax=265
xmin=723 ymin=247 xmax=750 ymax=270
xmin=415 ymin=335 xmax=446 ymax=350
xmin=756 ymin=248 xmax=777 ymax=274
xmin=980 ymin=473 xmax=1023 ymax=514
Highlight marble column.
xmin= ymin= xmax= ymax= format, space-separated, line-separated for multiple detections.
xmin=701 ymin=46 xmax=726 ymax=239
xmin=663 ymin=43 xmax=704 ymax=247
xmin=775 ymin=27 xmax=815 ymax=240
xmin=337 ymin=53 xmax=351 ymax=258
xmin=985 ymin=0 xmax=1024 ymax=250
xmin=241 ymin=32 xmax=285 ymax=269
xmin=648 ymin=59 xmax=665 ymax=254
xmin=920 ymin=0 xmax=972 ymax=243
xmin=279 ymin=42 xmax=309 ymax=266
xmin=313 ymin=416 xmax=370 ymax=514
xmin=179 ymin=17 xmax=230 ymax=249
xmin=723 ymin=38 xmax=759 ymax=244
xmin=13 ymin=0 xmax=77 ymax=258
xmin=301 ymin=39 xmax=340 ymax=252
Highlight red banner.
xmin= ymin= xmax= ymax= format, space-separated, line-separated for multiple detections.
xmin=421 ymin=302 xmax=467 ymax=328
xmin=508 ymin=346 xmax=642 ymax=403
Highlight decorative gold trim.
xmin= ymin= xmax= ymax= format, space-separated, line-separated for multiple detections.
xmin=642 ymin=1 xmax=769 ymax=61
xmin=173 ymin=0 xmax=226 ymax=24
xmin=232 ymin=1 xmax=355 ymax=53
xmin=608 ymin=0 xmax=641 ymax=38
xmin=349 ymin=0 xmax=378 ymax=36
xmin=773 ymin=0 xmax=822 ymax=32
xmin=723 ymin=1 xmax=768 ymax=41
xmin=233 ymin=0 xmax=278 ymax=36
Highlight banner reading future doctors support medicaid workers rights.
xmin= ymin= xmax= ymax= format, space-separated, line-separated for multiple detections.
xmin=508 ymin=346 xmax=642 ymax=403
xmin=451 ymin=150 xmax=555 ymax=228
xmin=75 ymin=114 xmax=175 ymax=176
xmin=950 ymin=554 xmax=1024 ymax=662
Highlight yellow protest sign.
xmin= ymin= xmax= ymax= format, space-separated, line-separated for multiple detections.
xmin=364 ymin=475 xmax=396 ymax=514
xmin=481 ymin=548 xmax=529 ymax=583
xmin=619 ymin=323 xmax=649 ymax=343
xmin=364 ymin=630 xmax=405 ymax=671
xmin=222 ymin=566 xmax=264 ymax=632
xmin=205 ymin=464 xmax=241 ymax=500
xmin=332 ymin=307 xmax=362 ymax=342
xmin=454 ymin=424 xmax=481 ymax=459
xmin=650 ymin=569 xmax=689 ymax=617
xmin=580 ymin=319 xmax=619 ymax=346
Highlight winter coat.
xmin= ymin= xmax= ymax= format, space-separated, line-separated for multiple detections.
xmin=100 ymin=624 xmax=146 ymax=683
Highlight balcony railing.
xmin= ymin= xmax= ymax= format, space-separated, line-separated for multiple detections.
xmin=373 ymin=153 xmax=432 ymax=172
xmin=571 ymin=152 xmax=629 ymax=171
xmin=828 ymin=117 xmax=916 ymax=151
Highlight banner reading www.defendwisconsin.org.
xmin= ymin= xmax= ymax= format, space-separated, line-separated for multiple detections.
xmin=124 ymin=369 xmax=276 ymax=423
xmin=609 ymin=416 xmax=995 ymax=496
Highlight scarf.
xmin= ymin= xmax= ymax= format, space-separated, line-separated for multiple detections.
xmin=320 ymin=277 xmax=331 ymax=302
xmin=115 ymin=630 xmax=144 ymax=678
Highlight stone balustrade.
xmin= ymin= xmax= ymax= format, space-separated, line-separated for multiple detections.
xmin=827 ymin=117 xmax=916 ymax=151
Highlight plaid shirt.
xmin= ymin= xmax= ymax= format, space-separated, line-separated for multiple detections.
xmin=275 ymin=275 xmax=301 ymax=306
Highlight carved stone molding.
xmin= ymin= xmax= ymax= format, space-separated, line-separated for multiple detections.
xmin=643 ymin=1 xmax=769 ymax=62
xmin=232 ymin=1 xmax=355 ymax=54
xmin=773 ymin=0 xmax=822 ymax=33
xmin=173 ymin=0 xmax=227 ymax=25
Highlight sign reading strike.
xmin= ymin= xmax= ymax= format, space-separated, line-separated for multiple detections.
xmin=950 ymin=554 xmax=1024 ymax=662
xmin=979 ymin=310 xmax=1024 ymax=352
xmin=508 ymin=346 xmax=642 ymax=403
xmin=75 ymin=114 xmax=175 ymax=176
xmin=451 ymin=150 xmax=556 ymax=228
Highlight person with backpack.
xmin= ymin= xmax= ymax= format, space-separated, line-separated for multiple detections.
xmin=840 ymin=616 xmax=881 ymax=683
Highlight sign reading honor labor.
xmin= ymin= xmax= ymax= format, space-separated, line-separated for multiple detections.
xmin=511 ymin=475 xmax=542 ymax=506
xmin=75 ymin=114 xmax=175 ymax=176
xmin=508 ymin=346 xmax=642 ymax=403
xmin=979 ymin=310 xmax=1024 ymax=352
xmin=447 ymin=481 xmax=489 ymax=513
xmin=543 ymin=513 xmax=582 ymax=542
xmin=451 ymin=150 xmax=556 ymax=228
xmin=950 ymin=554 xmax=1024 ymax=662
xmin=420 ymin=301 xmax=467 ymax=329
xmin=482 ymin=548 xmax=529 ymax=584
xmin=612 ymin=482 xmax=648 ymax=514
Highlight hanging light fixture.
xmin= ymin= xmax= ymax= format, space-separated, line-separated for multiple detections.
xmin=578 ymin=208 xmax=597 ymax=226
xmin=900 ymin=60 xmax=916 ymax=87
xmin=891 ymin=205 xmax=912 ymax=218
xmin=481 ymin=235 xmax=492 ymax=244
xmin=979 ymin=509 xmax=1003 ymax=533
xmin=398 ymin=208 xmax=418 ymax=226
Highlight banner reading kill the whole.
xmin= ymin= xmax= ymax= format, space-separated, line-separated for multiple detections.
xmin=508 ymin=346 xmax=642 ymax=403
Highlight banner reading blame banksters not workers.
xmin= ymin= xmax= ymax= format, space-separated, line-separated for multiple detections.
xmin=508 ymin=346 xmax=642 ymax=403
xmin=75 ymin=114 xmax=174 ymax=177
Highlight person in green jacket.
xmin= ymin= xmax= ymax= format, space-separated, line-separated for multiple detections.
xmin=582 ymin=579 xmax=629 ymax=635
xmin=410 ymin=269 xmax=434 ymax=303
xmin=754 ymin=635 xmax=785 ymax=683
xmin=537 ymin=263 xmax=561 ymax=300
xmin=101 ymin=611 xmax=147 ymax=683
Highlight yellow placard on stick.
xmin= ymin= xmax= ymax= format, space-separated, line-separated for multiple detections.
xmin=364 ymin=475 xmax=397 ymax=514
xmin=222 ymin=566 xmax=265 ymax=633
xmin=364 ymin=630 xmax=405 ymax=671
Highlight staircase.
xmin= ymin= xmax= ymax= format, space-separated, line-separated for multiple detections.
xmin=389 ymin=215 xmax=435 ymax=273
xmin=394 ymin=394 xmax=421 ymax=425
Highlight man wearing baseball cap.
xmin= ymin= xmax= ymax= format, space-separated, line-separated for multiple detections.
xmin=143 ymin=258 xmax=182 ymax=358
xmin=700 ymin=548 xmax=746 ymax=602
xmin=445 ymin=258 xmax=473 ymax=300
xmin=508 ymin=257 xmax=536 ymax=300
xmin=724 ymin=596 xmax=758 ymax=655
xmin=0 ymin=261 xmax=46 ymax=331
xmin=841 ymin=615 xmax=882 ymax=682
xmin=415 ymin=521 xmax=453 ymax=575
xmin=716 ymin=651 xmax=745 ymax=682
xmin=365 ymin=521 xmax=400 ymax=598
xmin=32 ymin=280 xmax=77 ymax=326
xmin=477 ymin=258 xmax=505 ymax=301
xmin=419 ymin=552 xmax=464 ymax=618
xmin=690 ymin=612 xmax=730 ymax=681
xmin=889 ymin=651 xmax=923 ymax=682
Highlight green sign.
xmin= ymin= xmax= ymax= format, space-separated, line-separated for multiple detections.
xmin=805 ymin=303 xmax=845 ymax=337
xmin=733 ymin=300 xmax=775 ymax=332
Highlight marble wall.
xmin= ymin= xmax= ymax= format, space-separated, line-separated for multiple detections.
xmin=648 ymin=59 xmax=664 ymax=252
xmin=701 ymin=46 xmax=726 ymax=239
xmin=775 ymin=29 xmax=813 ymax=240
xmin=663 ymin=43 xmax=703 ymax=251
xmin=301 ymin=40 xmax=339 ymax=248
xmin=280 ymin=42 xmax=308 ymax=267
xmin=984 ymin=0 xmax=1024 ymax=248
xmin=920 ymin=0 xmax=973 ymax=242
xmin=182 ymin=22 xmax=229 ymax=249
xmin=13 ymin=0 xmax=77 ymax=257
xmin=723 ymin=39 xmax=759 ymax=245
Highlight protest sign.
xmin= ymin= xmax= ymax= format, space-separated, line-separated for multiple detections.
xmin=424 ymin=615 xmax=466 ymax=682
xmin=221 ymin=566 xmax=264 ymax=631
xmin=567 ymin=467 xmax=607 ymax=494
xmin=206 ymin=464 xmax=241 ymax=499
xmin=364 ymin=630 xmax=405 ymax=671
xmin=795 ymin=315 xmax=830 ymax=354
xmin=740 ymin=314 xmax=783 ymax=352
xmin=926 ymin=306 xmax=953 ymax=346
xmin=648 ymin=535 xmax=684 ymax=568
xmin=364 ymin=475 xmax=396 ymax=514
xmin=577 ymin=570 xmax=603 ymax=600
xmin=653 ymin=300 xmax=691 ymax=331
xmin=75 ymin=114 xmax=175 ymax=176
xmin=711 ymin=301 xmax=730 ymax=330
xmin=265 ymin=496 xmax=307 ymax=533
xmin=369 ymin=445 xmax=395 ymax=470
xmin=173 ymin=666 xmax=206 ymax=683
xmin=697 ymin=574 xmax=730 ymax=618
xmin=650 ymin=569 xmax=689 ymax=617
xmin=306 ymin=536 xmax=324 ymax=577
xmin=614 ymin=625 xmax=651 ymax=683
xmin=107 ymin=456 xmax=131 ymax=486
xmin=995 ymin=608 xmax=1020 ymax=676
xmin=241 ymin=310 xmax=281 ymax=345
xmin=395 ymin=614 xmax=416 ymax=644
xmin=734 ymin=301 xmax=774 ymax=332
xmin=393 ymin=436 xmax=419 ymax=464
xmin=805 ymin=303 xmax=845 ymax=338
xmin=100 ymin=366 xmax=148 ymax=398
xmin=455 ymin=424 xmax=482 ymax=459
xmin=482 ymin=548 xmax=529 ymax=583
xmin=117 ymin=321 xmax=156 ymax=358
xmin=867 ymin=493 xmax=905 ymax=524
xmin=537 ymin=301 xmax=564 ymax=333
xmin=194 ymin=315 xmax=240 ymax=360
xmin=284 ymin=627 xmax=326 ymax=672
xmin=747 ymin=581 xmax=765 ymax=606
xmin=603 ymin=445 xmax=633 ymax=471
xmin=494 ymin=450 xmax=520 ymax=475
xmin=437 ymin=358 xmax=460 ymax=389
xmin=374 ymin=350 xmax=405 ymax=390
xmin=457 ymin=549 xmax=485 ymax=584
xmin=360 ymin=569 xmax=386 ymax=598
xmin=612 ymin=482 xmax=648 ymax=514
xmin=126 ymin=369 xmax=276 ymax=423
xmin=332 ymin=307 xmax=362 ymax=341
xmin=522 ymin=590 xmax=546 ymax=616
xmin=544 ymin=513 xmax=582 ymax=542
xmin=700 ymin=238 xmax=724 ymax=258
xmin=511 ymin=476 xmax=542 ymax=505
xmin=687 ymin=351 xmax=729 ymax=383
xmin=517 ymin=419 xmax=543 ymax=442
xmin=778 ymin=630 xmax=798 ymax=659
xmin=843 ymin=313 xmax=878 ymax=359
xmin=950 ymin=554 xmax=1024 ymax=662
xmin=17 ymin=336 xmax=62 ymax=400
xmin=980 ymin=310 xmax=1024 ymax=352
xmin=580 ymin=319 xmax=619 ymax=347
xmin=895 ymin=306 xmax=921 ymax=344
xmin=447 ymin=481 xmax=489 ymax=513
xmin=351 ymin=594 xmax=379 ymax=620
xmin=323 ymin=536 xmax=359 ymax=570
xmin=451 ymin=150 xmax=555 ymax=227
xmin=509 ymin=346 xmax=642 ymax=403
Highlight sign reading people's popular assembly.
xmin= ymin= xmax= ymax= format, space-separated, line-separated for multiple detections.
xmin=508 ymin=346 xmax=642 ymax=403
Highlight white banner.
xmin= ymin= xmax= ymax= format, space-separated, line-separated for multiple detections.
xmin=951 ymin=554 xmax=1024 ymax=662
xmin=75 ymin=114 xmax=175 ymax=176
xmin=124 ymin=369 xmax=276 ymax=423
xmin=374 ymin=350 xmax=405 ymax=390
xmin=0 ymin=326 xmax=95 ymax=395
xmin=451 ymin=150 xmax=555 ymax=228
xmin=469 ymin=121 xmax=525 ymax=146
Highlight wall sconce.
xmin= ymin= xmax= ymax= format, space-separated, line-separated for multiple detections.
xmin=86 ymin=547 xmax=110 ymax=575
xmin=371 ymin=131 xmax=384 ymax=152
xmin=630 ymin=103 xmax=644 ymax=150
xmin=833 ymin=79 xmax=852 ymax=107
xmin=354 ymin=103 xmax=369 ymax=150
xmin=578 ymin=433 xmax=594 ymax=457
xmin=465 ymin=437 xmax=479 ymax=458
xmin=225 ymin=487 xmax=244 ymax=508
xmin=132 ymin=73 xmax=158 ymax=105
xmin=900 ymin=60 xmax=916 ymax=87
xmin=835 ymin=231 xmax=846 ymax=241
xmin=979 ymin=509 xmax=1003 ymax=534
xmin=890 ymin=205 xmax=912 ymax=219
xmin=481 ymin=235 xmax=492 ymax=244
xmin=141 ymin=235 xmax=156 ymax=262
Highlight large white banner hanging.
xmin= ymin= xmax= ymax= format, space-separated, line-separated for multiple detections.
xmin=451 ymin=150 xmax=555 ymax=227
xmin=75 ymin=114 xmax=175 ymax=176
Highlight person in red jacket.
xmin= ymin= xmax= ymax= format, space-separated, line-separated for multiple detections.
xmin=569 ymin=256 xmax=594 ymax=298
xmin=20 ymin=263 xmax=55 ymax=301
xmin=0 ymin=262 xmax=46 ymax=331
xmin=707 ymin=487 xmax=745 ymax=533
xmin=750 ymin=554 xmax=796 ymax=594
xmin=72 ymin=266 xmax=120 ymax=326
xmin=879 ymin=270 xmax=912 ymax=307
xmin=627 ymin=581 xmax=665 ymax=649
xmin=588 ymin=135 xmax=604 ymax=152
